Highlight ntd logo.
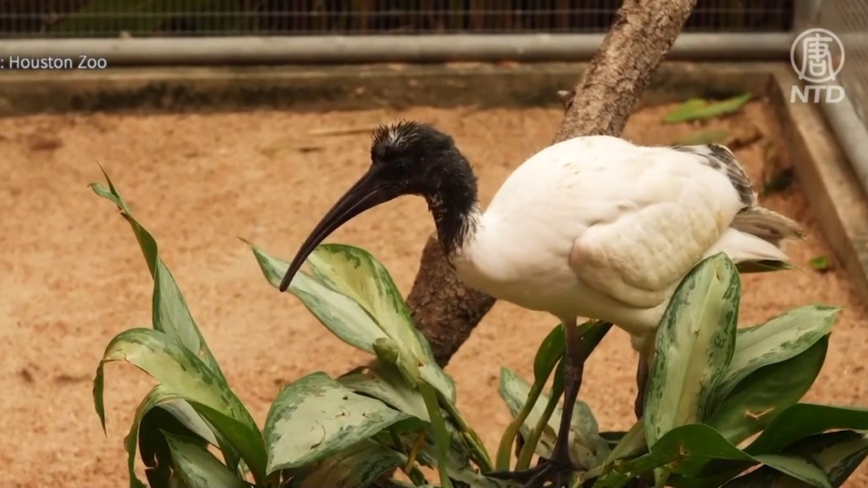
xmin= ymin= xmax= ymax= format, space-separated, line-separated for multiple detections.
xmin=790 ymin=28 xmax=846 ymax=104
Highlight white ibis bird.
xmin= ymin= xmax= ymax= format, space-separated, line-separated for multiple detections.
xmin=278 ymin=121 xmax=803 ymax=488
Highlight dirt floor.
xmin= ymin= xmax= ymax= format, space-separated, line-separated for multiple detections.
xmin=2 ymin=98 xmax=868 ymax=488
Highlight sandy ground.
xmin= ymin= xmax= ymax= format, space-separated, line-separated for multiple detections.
xmin=2 ymin=100 xmax=867 ymax=488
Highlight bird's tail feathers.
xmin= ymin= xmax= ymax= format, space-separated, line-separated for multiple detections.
xmin=709 ymin=226 xmax=797 ymax=275
xmin=731 ymin=206 xmax=805 ymax=248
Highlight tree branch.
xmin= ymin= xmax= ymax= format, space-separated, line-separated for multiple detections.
xmin=407 ymin=0 xmax=698 ymax=367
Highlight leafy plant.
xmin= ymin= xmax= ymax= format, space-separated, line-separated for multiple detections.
xmin=93 ymin=169 xmax=868 ymax=488
xmin=663 ymin=94 xmax=753 ymax=123
xmin=92 ymin=168 xmax=492 ymax=488
xmin=811 ymin=256 xmax=832 ymax=273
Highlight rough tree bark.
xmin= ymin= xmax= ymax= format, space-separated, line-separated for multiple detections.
xmin=406 ymin=0 xmax=699 ymax=367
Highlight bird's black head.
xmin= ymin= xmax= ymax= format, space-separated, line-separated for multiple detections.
xmin=278 ymin=120 xmax=478 ymax=292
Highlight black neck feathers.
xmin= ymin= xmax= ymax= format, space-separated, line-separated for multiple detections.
xmin=424 ymin=150 xmax=479 ymax=256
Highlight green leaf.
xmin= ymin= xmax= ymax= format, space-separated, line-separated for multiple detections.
xmin=714 ymin=305 xmax=839 ymax=405
xmin=746 ymin=404 xmax=868 ymax=455
xmin=163 ymin=432 xmax=250 ymax=488
xmin=516 ymin=358 xmax=566 ymax=471
xmin=644 ymin=253 xmax=739 ymax=447
xmin=157 ymin=401 xmax=220 ymax=450
xmin=338 ymin=361 xmax=430 ymax=422
xmin=307 ymin=244 xmax=456 ymax=401
xmin=499 ymin=367 xmax=610 ymax=469
xmin=419 ymin=382 xmax=454 ymax=488
xmin=363 ymin=338 xmax=491 ymax=473
xmin=408 ymin=422 xmax=509 ymax=488
xmin=373 ymin=337 xmax=421 ymax=386
xmin=722 ymin=430 xmax=868 ymax=488
xmin=684 ymin=404 xmax=868 ymax=486
xmin=596 ymin=424 xmax=831 ymax=488
xmin=94 ymin=328 xmax=266 ymax=485
xmin=495 ymin=323 xmax=565 ymax=470
xmin=604 ymin=420 xmax=647 ymax=465
xmin=599 ymin=431 xmax=627 ymax=449
xmin=435 ymin=387 xmax=493 ymax=473
xmin=403 ymin=424 xmax=466 ymax=471
xmin=709 ymin=336 xmax=828 ymax=445
xmin=810 ymin=256 xmax=831 ymax=272
xmin=90 ymin=170 xmax=226 ymax=382
xmin=663 ymin=93 xmax=753 ymax=123
xmin=596 ymin=424 xmax=753 ymax=488
xmin=533 ymin=324 xmax=567 ymax=382
xmin=264 ymin=371 xmax=409 ymax=473
xmin=362 ymin=339 xmax=493 ymax=471
xmin=790 ymin=430 xmax=868 ymax=487
xmin=287 ymin=440 xmax=406 ymax=488
xmin=139 ymin=400 xmax=198 ymax=488
xmin=719 ymin=466 xmax=798 ymax=488
xmin=91 ymin=169 xmax=244 ymax=483
xmin=755 ymin=453 xmax=831 ymax=488
xmin=498 ymin=321 xmax=611 ymax=471
xmin=248 ymin=243 xmax=455 ymax=402
xmin=124 ymin=385 xmax=216 ymax=488
xmin=738 ymin=450 xmax=827 ymax=485
xmin=447 ymin=469 xmax=511 ymax=488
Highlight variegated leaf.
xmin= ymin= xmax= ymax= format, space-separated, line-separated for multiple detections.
xmin=90 ymin=170 xmax=226 ymax=381
xmin=264 ymin=371 xmax=409 ymax=473
xmin=249 ymin=243 xmax=455 ymax=402
xmin=498 ymin=367 xmax=610 ymax=468
xmin=163 ymin=432 xmax=250 ymax=488
xmin=644 ymin=253 xmax=739 ymax=447
xmin=338 ymin=361 xmax=430 ymax=421
xmin=714 ymin=305 xmax=838 ymax=405
xmin=709 ymin=337 xmax=828 ymax=445
xmin=288 ymin=440 xmax=406 ymax=488
xmin=94 ymin=328 xmax=266 ymax=485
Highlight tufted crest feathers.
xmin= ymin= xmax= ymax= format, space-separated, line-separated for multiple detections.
xmin=371 ymin=120 xmax=430 ymax=157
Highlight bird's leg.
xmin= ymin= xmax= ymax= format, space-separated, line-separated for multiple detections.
xmin=549 ymin=319 xmax=584 ymax=466
xmin=634 ymin=355 xmax=649 ymax=420
xmin=633 ymin=341 xmax=653 ymax=420
xmin=488 ymin=320 xmax=585 ymax=488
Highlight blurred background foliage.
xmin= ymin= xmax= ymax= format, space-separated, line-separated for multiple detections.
xmin=0 ymin=0 xmax=794 ymax=39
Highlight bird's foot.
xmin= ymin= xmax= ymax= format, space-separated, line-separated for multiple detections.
xmin=488 ymin=456 xmax=580 ymax=488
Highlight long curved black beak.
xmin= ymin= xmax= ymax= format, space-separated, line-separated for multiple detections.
xmin=279 ymin=167 xmax=393 ymax=292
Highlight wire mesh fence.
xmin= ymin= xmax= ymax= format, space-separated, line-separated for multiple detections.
xmin=0 ymin=0 xmax=860 ymax=120
xmin=816 ymin=0 xmax=868 ymax=127
xmin=0 ymin=0 xmax=795 ymax=39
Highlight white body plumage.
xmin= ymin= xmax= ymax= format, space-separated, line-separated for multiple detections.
xmin=449 ymin=135 xmax=800 ymax=351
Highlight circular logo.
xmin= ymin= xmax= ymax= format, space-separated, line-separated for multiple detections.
xmin=791 ymin=28 xmax=845 ymax=83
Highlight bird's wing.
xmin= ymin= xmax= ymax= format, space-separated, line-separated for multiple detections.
xmin=672 ymin=144 xmax=804 ymax=245
xmin=567 ymin=143 xmax=748 ymax=309
xmin=670 ymin=143 xmax=758 ymax=208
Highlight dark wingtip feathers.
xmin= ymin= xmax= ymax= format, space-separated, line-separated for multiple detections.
xmin=672 ymin=143 xmax=758 ymax=209
xmin=670 ymin=143 xmax=806 ymax=246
